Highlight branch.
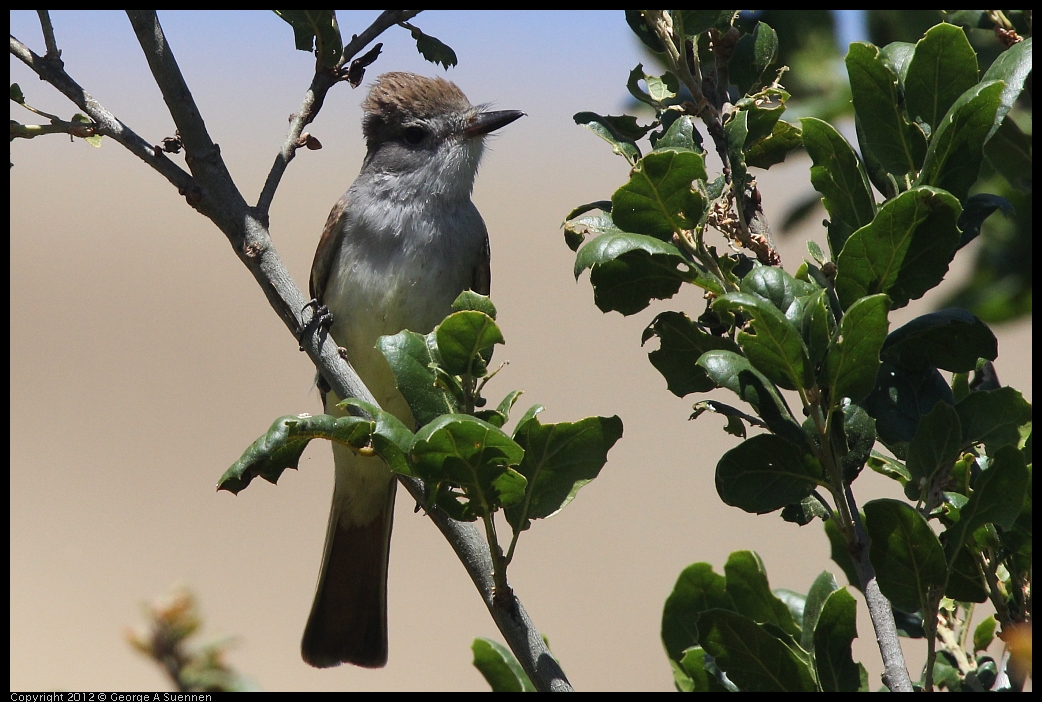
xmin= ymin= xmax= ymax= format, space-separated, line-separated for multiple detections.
xmin=15 ymin=10 xmax=566 ymax=689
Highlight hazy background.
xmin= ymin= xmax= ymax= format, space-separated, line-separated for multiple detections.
xmin=10 ymin=10 xmax=1031 ymax=692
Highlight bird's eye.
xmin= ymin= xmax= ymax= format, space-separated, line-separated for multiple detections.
xmin=403 ymin=126 xmax=426 ymax=145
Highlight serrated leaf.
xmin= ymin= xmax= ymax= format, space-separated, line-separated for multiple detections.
xmin=955 ymin=387 xmax=1032 ymax=455
xmin=744 ymin=119 xmax=802 ymax=169
xmin=825 ymin=294 xmax=890 ymax=403
xmin=834 ymin=186 xmax=961 ymax=310
xmin=881 ymin=308 xmax=997 ymax=373
xmin=741 ymin=262 xmax=816 ymax=313
xmin=339 ymin=398 xmax=416 ymax=476
xmin=846 ymin=42 xmax=927 ymax=181
xmin=378 ymin=330 xmax=459 ymax=426
xmin=716 ymin=435 xmax=822 ymax=514
xmin=864 ymin=498 xmax=947 ymax=613
xmin=408 ymin=25 xmax=457 ymax=69
xmin=471 ymin=638 xmax=534 ymax=692
xmin=273 ymin=10 xmax=342 ymax=68
xmin=612 ymin=150 xmax=707 ymax=241
xmin=713 ymin=292 xmax=811 ymax=392
xmin=814 ymin=588 xmax=862 ymax=692
xmin=574 ymin=111 xmax=642 ymax=162
xmin=652 ymin=114 xmax=702 ymax=153
xmin=730 ymin=23 xmax=779 ymax=94
xmin=697 ymin=609 xmax=818 ymax=691
xmin=642 ymin=312 xmax=742 ymax=397
xmin=905 ymin=23 xmax=980 ymax=131
xmin=914 ymin=81 xmax=1004 ymax=202
xmin=505 ymin=414 xmax=622 ymax=531
xmin=801 ymin=117 xmax=876 ymax=258
xmin=218 ymin=413 xmax=372 ymax=493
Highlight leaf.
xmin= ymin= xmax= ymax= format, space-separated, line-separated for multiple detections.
xmin=713 ymin=292 xmax=811 ymax=392
xmin=881 ymin=308 xmax=998 ymax=373
xmin=435 ymin=311 xmax=504 ymax=377
xmin=980 ymin=37 xmax=1033 ymax=141
xmin=724 ymin=551 xmax=801 ymax=639
xmin=218 ymin=413 xmax=372 ymax=493
xmin=642 ymin=311 xmax=742 ymax=397
xmin=905 ymin=401 xmax=961 ymax=488
xmin=574 ymin=232 xmax=710 ymax=315
xmin=864 ymin=499 xmax=947 ymax=613
xmin=378 ymin=330 xmax=459 ymax=427
xmin=955 ymin=387 xmax=1032 ymax=455
xmin=846 ymin=42 xmax=927 ymax=182
xmin=451 ymin=290 xmax=497 ymax=319
xmin=940 ymin=444 xmax=1029 ymax=561
xmin=740 ymin=265 xmax=815 ymax=313
xmin=813 ymin=588 xmax=862 ymax=692
xmin=562 ymin=206 xmax=621 ymax=252
xmin=410 ymin=415 xmax=526 ymax=520
xmin=800 ymin=571 xmax=840 ymax=654
xmin=863 ymin=362 xmax=954 ymax=459
xmin=913 ymin=81 xmax=1004 ymax=202
xmin=868 ymin=450 xmax=911 ymax=486
xmin=71 ymin=113 xmax=102 ymax=147
xmin=904 ymin=23 xmax=980 ymax=131
xmin=944 ymin=544 xmax=988 ymax=603
xmin=624 ymin=10 xmax=665 ymax=53
xmin=839 ymin=402 xmax=877 ymax=482
xmin=672 ymin=646 xmax=724 ymax=692
xmin=956 ymin=193 xmax=1015 ymax=249
xmin=611 ymin=150 xmax=708 ymax=241
xmin=800 ymin=117 xmax=876 ymax=258
xmin=662 ymin=562 xmax=735 ymax=662
xmin=716 ymin=435 xmax=822 ymax=514
xmin=471 ymin=638 xmax=534 ymax=692
xmin=407 ymin=25 xmax=458 ymax=69
xmin=697 ymin=350 xmax=806 ymax=447
xmin=825 ymin=294 xmax=890 ymax=403
xmin=834 ymin=186 xmax=961 ymax=310
xmin=780 ymin=494 xmax=829 ymax=525
xmin=505 ymin=414 xmax=623 ymax=531
xmin=626 ymin=63 xmax=678 ymax=107
xmin=697 ymin=609 xmax=818 ymax=692
xmin=339 ymin=398 xmax=417 ymax=476
xmin=10 ymin=82 xmax=25 ymax=104
xmin=730 ymin=22 xmax=779 ymax=94
xmin=973 ymin=615 xmax=998 ymax=653
xmin=273 ymin=10 xmax=342 ymax=68
xmin=652 ymin=113 xmax=703 ymax=152
xmin=573 ymin=111 xmax=642 ymax=163
xmin=744 ymin=119 xmax=803 ymax=170
xmin=824 ymin=518 xmax=861 ymax=592
xmin=983 ymin=113 xmax=1032 ymax=192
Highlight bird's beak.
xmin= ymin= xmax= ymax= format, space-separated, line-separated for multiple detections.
xmin=464 ymin=110 xmax=525 ymax=139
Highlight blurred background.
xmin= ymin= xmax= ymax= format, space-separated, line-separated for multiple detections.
xmin=10 ymin=10 xmax=1031 ymax=692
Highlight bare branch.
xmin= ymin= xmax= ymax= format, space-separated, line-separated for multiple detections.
xmin=36 ymin=10 xmax=61 ymax=62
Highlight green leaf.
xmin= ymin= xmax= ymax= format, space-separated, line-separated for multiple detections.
xmin=846 ymin=42 xmax=927 ymax=182
xmin=713 ymin=292 xmax=811 ymax=392
xmin=652 ymin=113 xmax=703 ymax=152
xmin=675 ymin=10 xmax=734 ymax=37
xmin=863 ymin=362 xmax=954 ymax=459
xmin=218 ymin=413 xmax=372 ymax=493
xmin=435 ymin=311 xmax=504 ymax=377
xmin=914 ymin=81 xmax=1004 ymax=202
xmin=983 ymin=116 xmax=1032 ymax=192
xmin=562 ymin=206 xmax=620 ymax=252
xmin=273 ymin=10 xmax=342 ymax=68
xmin=378 ymin=330 xmax=459 ymax=427
xmin=839 ymin=402 xmax=877 ymax=482
xmin=573 ymin=111 xmax=642 ymax=163
xmin=10 ymin=82 xmax=25 ymax=104
xmin=868 ymin=450 xmax=911 ymax=486
xmin=451 ymin=290 xmax=497 ymax=319
xmin=740 ymin=265 xmax=815 ymax=313
xmin=662 ymin=562 xmax=735 ymax=662
xmin=730 ymin=22 xmax=779 ymax=94
xmin=980 ymin=37 xmax=1032 ymax=141
xmin=744 ymin=119 xmax=803 ymax=170
xmin=697 ymin=350 xmax=806 ymax=447
xmin=642 ymin=312 xmax=741 ymax=397
xmin=781 ymin=494 xmax=830 ymax=525
xmin=972 ymin=615 xmax=998 ymax=653
xmin=339 ymin=398 xmax=416 ymax=476
xmin=824 ymin=518 xmax=861 ymax=592
xmin=834 ymin=186 xmax=961 ymax=310
xmin=800 ymin=289 xmax=836 ymax=369
xmin=716 ymin=435 xmax=822 ymax=514
xmin=626 ymin=63 xmax=679 ymax=107
xmin=800 ymin=117 xmax=876 ymax=258
xmin=624 ymin=10 xmax=665 ymax=53
xmin=904 ymin=23 xmax=979 ymax=131
xmin=672 ymin=646 xmax=725 ymax=692
xmin=814 ymin=588 xmax=862 ymax=692
xmin=944 ymin=544 xmax=988 ymax=603
xmin=506 ymin=414 xmax=623 ymax=531
xmin=825 ymin=294 xmax=890 ymax=403
xmin=407 ymin=25 xmax=458 ymax=69
xmin=410 ymin=415 xmax=526 ymax=520
xmin=471 ymin=638 xmax=534 ymax=692
xmin=864 ymin=499 xmax=947 ymax=613
xmin=575 ymin=232 xmax=717 ymax=315
xmin=724 ymin=551 xmax=801 ymax=639
xmin=956 ymin=193 xmax=1015 ymax=249
xmin=70 ymin=113 xmax=102 ymax=147
xmin=955 ymin=387 xmax=1032 ymax=455
xmin=881 ymin=308 xmax=997 ymax=373
xmin=801 ymin=571 xmax=840 ymax=654
xmin=697 ymin=609 xmax=818 ymax=691
xmin=905 ymin=401 xmax=961 ymax=489
xmin=940 ymin=444 xmax=1028 ymax=561
xmin=611 ymin=150 xmax=707 ymax=241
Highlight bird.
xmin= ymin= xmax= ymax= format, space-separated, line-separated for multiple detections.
xmin=301 ymin=71 xmax=523 ymax=668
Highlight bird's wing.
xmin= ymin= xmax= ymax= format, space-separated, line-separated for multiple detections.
xmin=310 ymin=194 xmax=351 ymax=303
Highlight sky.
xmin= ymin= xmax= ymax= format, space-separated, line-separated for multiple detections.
xmin=10 ymin=10 xmax=1031 ymax=692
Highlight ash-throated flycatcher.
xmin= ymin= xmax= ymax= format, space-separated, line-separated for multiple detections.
xmin=302 ymin=72 xmax=523 ymax=668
